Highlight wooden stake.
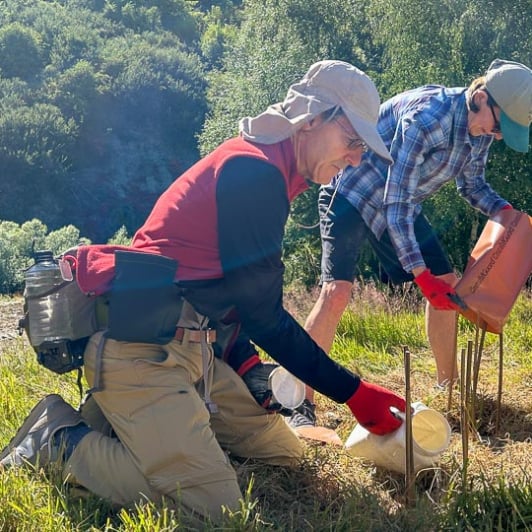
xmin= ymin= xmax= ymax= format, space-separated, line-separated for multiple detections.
xmin=496 ymin=332 xmax=504 ymax=434
xmin=446 ymin=312 xmax=459 ymax=413
xmin=403 ymin=346 xmax=415 ymax=506
xmin=466 ymin=340 xmax=475 ymax=435
xmin=460 ymin=346 xmax=469 ymax=481
xmin=472 ymin=326 xmax=486 ymax=399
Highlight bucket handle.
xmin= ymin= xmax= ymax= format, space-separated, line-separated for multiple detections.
xmin=390 ymin=406 xmax=406 ymax=422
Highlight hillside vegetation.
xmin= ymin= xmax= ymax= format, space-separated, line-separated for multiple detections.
xmin=0 ymin=0 xmax=530 ymax=279
xmin=0 ymin=2 xmax=531 ymax=525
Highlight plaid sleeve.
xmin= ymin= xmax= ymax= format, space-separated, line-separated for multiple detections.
xmin=455 ymin=139 xmax=508 ymax=216
xmin=382 ymin=115 xmax=444 ymax=272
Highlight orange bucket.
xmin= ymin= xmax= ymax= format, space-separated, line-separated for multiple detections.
xmin=455 ymin=209 xmax=532 ymax=333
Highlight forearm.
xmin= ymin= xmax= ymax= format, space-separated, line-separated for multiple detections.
xmin=248 ymin=309 xmax=361 ymax=403
xmin=384 ymin=203 xmax=425 ymax=273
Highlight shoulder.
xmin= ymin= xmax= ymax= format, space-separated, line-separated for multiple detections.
xmin=217 ymin=156 xmax=288 ymax=203
xmin=387 ymin=86 xmax=463 ymax=119
xmin=390 ymin=86 xmax=466 ymax=146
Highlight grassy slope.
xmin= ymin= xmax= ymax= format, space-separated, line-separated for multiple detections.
xmin=0 ymin=287 xmax=531 ymax=531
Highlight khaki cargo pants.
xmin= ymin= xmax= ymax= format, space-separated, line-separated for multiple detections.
xmin=64 ymin=331 xmax=303 ymax=520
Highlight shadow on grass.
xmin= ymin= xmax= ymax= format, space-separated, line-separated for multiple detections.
xmin=445 ymin=393 xmax=532 ymax=445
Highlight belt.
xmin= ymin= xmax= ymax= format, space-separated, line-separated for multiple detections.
xmin=174 ymin=327 xmax=216 ymax=344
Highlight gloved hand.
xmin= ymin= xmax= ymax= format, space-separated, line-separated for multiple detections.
xmin=237 ymin=355 xmax=281 ymax=411
xmin=346 ymin=380 xmax=406 ymax=435
xmin=500 ymin=204 xmax=513 ymax=211
xmin=414 ymin=269 xmax=462 ymax=311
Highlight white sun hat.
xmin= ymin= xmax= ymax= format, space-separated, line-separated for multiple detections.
xmin=239 ymin=60 xmax=392 ymax=163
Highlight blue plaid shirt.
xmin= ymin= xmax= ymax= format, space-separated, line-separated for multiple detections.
xmin=335 ymin=86 xmax=508 ymax=273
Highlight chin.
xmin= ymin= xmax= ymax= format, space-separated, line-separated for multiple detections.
xmin=310 ymin=176 xmax=333 ymax=185
xmin=316 ymin=170 xmax=338 ymax=185
xmin=305 ymin=173 xmax=322 ymax=184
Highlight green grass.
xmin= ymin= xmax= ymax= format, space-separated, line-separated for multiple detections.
xmin=1 ymin=290 xmax=532 ymax=531
xmin=332 ymin=309 xmax=425 ymax=375
xmin=441 ymin=473 xmax=532 ymax=530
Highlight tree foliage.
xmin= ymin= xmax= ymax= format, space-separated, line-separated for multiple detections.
xmin=0 ymin=0 xmax=530 ymax=291
xmin=0 ymin=219 xmax=91 ymax=293
xmin=0 ymin=22 xmax=44 ymax=80
xmin=0 ymin=0 xmax=207 ymax=243
xmin=201 ymin=0 xmax=531 ymax=284
xmin=0 ymin=103 xmax=78 ymax=225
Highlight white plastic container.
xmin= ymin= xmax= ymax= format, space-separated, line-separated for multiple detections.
xmin=345 ymin=401 xmax=451 ymax=473
xmin=268 ymin=366 xmax=305 ymax=409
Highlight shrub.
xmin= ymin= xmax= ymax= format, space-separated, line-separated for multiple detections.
xmin=0 ymin=219 xmax=90 ymax=294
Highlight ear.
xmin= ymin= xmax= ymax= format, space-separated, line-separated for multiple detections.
xmin=472 ymin=89 xmax=489 ymax=110
xmin=299 ymin=118 xmax=319 ymax=132
xmin=297 ymin=114 xmax=328 ymax=136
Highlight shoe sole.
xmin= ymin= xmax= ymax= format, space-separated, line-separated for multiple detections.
xmin=0 ymin=394 xmax=64 ymax=462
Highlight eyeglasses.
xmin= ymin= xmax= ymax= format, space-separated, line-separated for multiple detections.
xmin=335 ymin=117 xmax=368 ymax=153
xmin=487 ymin=101 xmax=501 ymax=135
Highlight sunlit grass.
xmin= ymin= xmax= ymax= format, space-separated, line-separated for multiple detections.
xmin=1 ymin=290 xmax=532 ymax=530
xmin=332 ymin=309 xmax=426 ymax=373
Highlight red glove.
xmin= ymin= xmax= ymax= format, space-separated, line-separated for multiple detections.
xmin=346 ymin=380 xmax=406 ymax=435
xmin=500 ymin=204 xmax=513 ymax=211
xmin=414 ymin=269 xmax=462 ymax=311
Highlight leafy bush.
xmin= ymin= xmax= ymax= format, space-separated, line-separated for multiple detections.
xmin=0 ymin=219 xmax=90 ymax=294
xmin=0 ymin=222 xmax=28 ymax=294
xmin=107 ymin=225 xmax=132 ymax=246
xmin=48 ymin=60 xmax=102 ymax=122
xmin=0 ymin=22 xmax=44 ymax=80
xmin=45 ymin=225 xmax=91 ymax=255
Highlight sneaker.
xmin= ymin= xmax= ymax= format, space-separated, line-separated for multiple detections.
xmin=0 ymin=394 xmax=84 ymax=468
xmin=288 ymin=399 xmax=316 ymax=429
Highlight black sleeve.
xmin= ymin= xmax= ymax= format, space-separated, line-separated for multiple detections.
xmin=216 ymin=157 xmax=360 ymax=403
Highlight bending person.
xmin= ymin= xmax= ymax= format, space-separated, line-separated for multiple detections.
xmin=292 ymin=58 xmax=532 ymax=428
xmin=1 ymin=60 xmax=406 ymax=522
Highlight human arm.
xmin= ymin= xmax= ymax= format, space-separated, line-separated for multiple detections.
xmin=413 ymin=268 xmax=464 ymax=311
xmin=380 ymin=92 xmax=513 ymax=273
xmin=216 ymin=156 xmax=357 ymax=400
xmin=215 ymin=156 xmax=405 ymax=433
xmin=222 ymin=332 xmax=282 ymax=411
xmin=380 ymin=109 xmax=466 ymax=308
xmin=381 ymin=111 xmax=446 ymax=274
xmin=455 ymin=139 xmax=511 ymax=216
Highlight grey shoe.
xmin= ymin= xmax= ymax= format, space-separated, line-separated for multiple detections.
xmin=0 ymin=394 xmax=83 ymax=468
xmin=288 ymin=399 xmax=317 ymax=429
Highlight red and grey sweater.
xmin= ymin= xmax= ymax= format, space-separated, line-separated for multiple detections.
xmin=76 ymin=136 xmax=361 ymax=403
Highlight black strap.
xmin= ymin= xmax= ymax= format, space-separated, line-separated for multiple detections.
xmin=76 ymin=367 xmax=84 ymax=403
xmin=25 ymin=280 xmax=71 ymax=299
